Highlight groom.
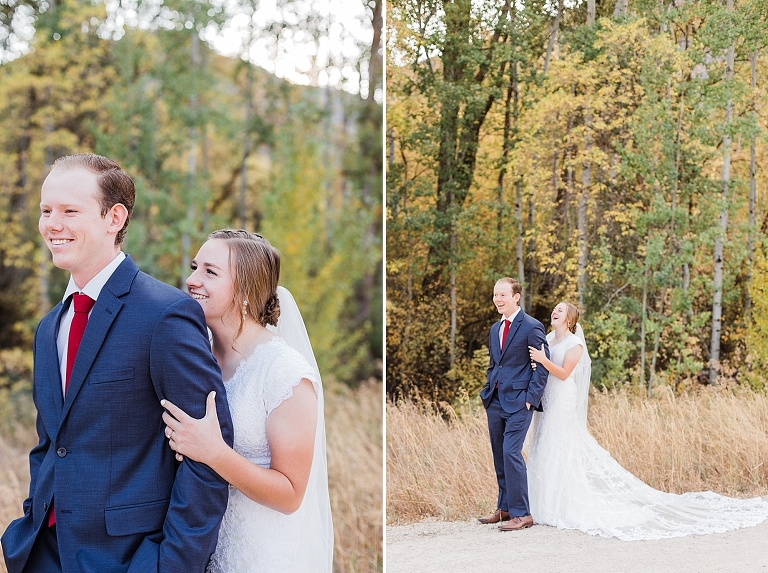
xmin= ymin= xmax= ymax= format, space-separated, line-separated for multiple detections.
xmin=2 ymin=154 xmax=234 ymax=572
xmin=479 ymin=277 xmax=549 ymax=531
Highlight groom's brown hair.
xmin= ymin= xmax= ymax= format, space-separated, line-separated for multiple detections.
xmin=497 ymin=277 xmax=522 ymax=297
xmin=51 ymin=153 xmax=135 ymax=245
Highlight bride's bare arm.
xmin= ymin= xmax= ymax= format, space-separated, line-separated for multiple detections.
xmin=528 ymin=344 xmax=583 ymax=381
xmin=161 ymin=380 xmax=318 ymax=514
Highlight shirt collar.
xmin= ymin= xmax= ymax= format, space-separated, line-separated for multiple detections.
xmin=502 ymin=307 xmax=521 ymax=323
xmin=62 ymin=251 xmax=126 ymax=303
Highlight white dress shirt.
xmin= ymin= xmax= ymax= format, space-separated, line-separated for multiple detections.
xmin=56 ymin=251 xmax=126 ymax=395
xmin=499 ymin=307 xmax=521 ymax=348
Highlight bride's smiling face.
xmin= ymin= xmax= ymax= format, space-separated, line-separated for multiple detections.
xmin=550 ymin=303 xmax=568 ymax=328
xmin=186 ymin=239 xmax=236 ymax=324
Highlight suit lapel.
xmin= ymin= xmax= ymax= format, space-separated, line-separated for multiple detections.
xmin=500 ymin=310 xmax=524 ymax=359
xmin=39 ymin=302 xmax=67 ymax=438
xmin=60 ymin=257 xmax=137 ymax=424
xmin=490 ymin=320 xmax=501 ymax=361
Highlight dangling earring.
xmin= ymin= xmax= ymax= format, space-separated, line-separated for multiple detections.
xmin=242 ymin=300 xmax=248 ymax=317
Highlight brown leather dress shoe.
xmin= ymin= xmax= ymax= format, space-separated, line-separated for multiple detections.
xmin=498 ymin=514 xmax=534 ymax=531
xmin=478 ymin=509 xmax=510 ymax=524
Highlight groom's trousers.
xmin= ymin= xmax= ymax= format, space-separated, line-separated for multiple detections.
xmin=486 ymin=388 xmax=534 ymax=517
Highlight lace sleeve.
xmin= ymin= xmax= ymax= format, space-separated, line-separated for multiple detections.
xmin=263 ymin=343 xmax=320 ymax=416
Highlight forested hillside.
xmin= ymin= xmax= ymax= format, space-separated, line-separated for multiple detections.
xmin=0 ymin=0 xmax=383 ymax=389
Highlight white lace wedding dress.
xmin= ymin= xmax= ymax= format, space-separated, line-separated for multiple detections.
xmin=207 ymin=336 xmax=331 ymax=572
xmin=526 ymin=329 xmax=768 ymax=541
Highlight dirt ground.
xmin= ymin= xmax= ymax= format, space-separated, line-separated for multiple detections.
xmin=386 ymin=515 xmax=768 ymax=573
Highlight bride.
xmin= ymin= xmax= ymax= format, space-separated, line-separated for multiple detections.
xmin=161 ymin=229 xmax=333 ymax=571
xmin=525 ymin=301 xmax=768 ymax=541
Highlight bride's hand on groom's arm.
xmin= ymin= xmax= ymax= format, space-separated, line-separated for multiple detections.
xmin=162 ymin=391 xmax=227 ymax=466
xmin=528 ymin=343 xmax=547 ymax=364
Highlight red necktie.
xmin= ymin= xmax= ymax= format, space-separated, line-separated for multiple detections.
xmin=501 ymin=319 xmax=511 ymax=350
xmin=494 ymin=319 xmax=512 ymax=391
xmin=65 ymin=293 xmax=95 ymax=394
xmin=49 ymin=292 xmax=95 ymax=527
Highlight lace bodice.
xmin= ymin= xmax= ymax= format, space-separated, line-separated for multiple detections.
xmin=207 ymin=337 xmax=320 ymax=573
xmin=224 ymin=337 xmax=317 ymax=468
xmin=539 ymin=332 xmax=581 ymax=412
xmin=546 ymin=332 xmax=581 ymax=379
xmin=527 ymin=330 xmax=768 ymax=541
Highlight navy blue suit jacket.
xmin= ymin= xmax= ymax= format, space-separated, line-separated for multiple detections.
xmin=1 ymin=256 xmax=234 ymax=573
xmin=480 ymin=310 xmax=550 ymax=413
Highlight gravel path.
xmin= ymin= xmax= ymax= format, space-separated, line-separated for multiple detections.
xmin=386 ymin=516 xmax=768 ymax=572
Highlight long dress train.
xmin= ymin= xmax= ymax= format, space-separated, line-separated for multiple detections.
xmin=526 ymin=329 xmax=768 ymax=541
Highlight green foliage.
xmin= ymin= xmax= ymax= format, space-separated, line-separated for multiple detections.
xmin=0 ymin=1 xmax=382 ymax=387
xmin=388 ymin=0 xmax=768 ymax=403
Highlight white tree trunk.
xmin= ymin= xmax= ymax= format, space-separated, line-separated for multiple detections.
xmin=544 ymin=0 xmax=564 ymax=75
xmin=578 ymin=110 xmax=591 ymax=309
xmin=516 ymin=178 xmax=525 ymax=308
xmin=181 ymin=32 xmax=200 ymax=292
xmin=709 ymin=3 xmax=734 ymax=384
xmin=745 ymin=51 xmax=758 ymax=323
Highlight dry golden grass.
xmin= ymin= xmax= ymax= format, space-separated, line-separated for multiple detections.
xmin=0 ymin=382 xmax=383 ymax=573
xmin=387 ymin=386 xmax=768 ymax=525
xmin=326 ymin=380 xmax=383 ymax=573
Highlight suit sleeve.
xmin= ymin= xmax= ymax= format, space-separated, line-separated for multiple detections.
xmin=525 ymin=322 xmax=550 ymax=408
xmin=149 ymin=297 xmax=234 ymax=573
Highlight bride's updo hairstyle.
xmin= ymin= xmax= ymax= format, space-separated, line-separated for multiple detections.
xmin=209 ymin=229 xmax=281 ymax=338
xmin=562 ymin=301 xmax=580 ymax=334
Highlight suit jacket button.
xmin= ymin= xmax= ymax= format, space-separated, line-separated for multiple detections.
xmin=43 ymin=502 xmax=48 ymax=511
xmin=56 ymin=447 xmax=67 ymax=457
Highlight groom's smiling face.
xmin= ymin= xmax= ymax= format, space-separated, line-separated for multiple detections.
xmin=39 ymin=166 xmax=125 ymax=288
xmin=493 ymin=281 xmax=520 ymax=318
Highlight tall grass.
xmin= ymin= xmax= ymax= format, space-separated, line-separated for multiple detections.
xmin=387 ymin=386 xmax=768 ymax=524
xmin=326 ymin=380 xmax=383 ymax=573
xmin=0 ymin=381 xmax=383 ymax=573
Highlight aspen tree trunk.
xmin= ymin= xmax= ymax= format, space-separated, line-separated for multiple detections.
xmin=543 ymin=0 xmax=563 ymax=75
xmin=587 ymin=0 xmax=595 ymax=25
xmin=497 ymin=74 xmax=514 ymax=236
xmin=516 ymin=179 xmax=525 ymax=303
xmin=578 ymin=108 xmax=591 ymax=310
xmin=640 ymin=254 xmax=649 ymax=390
xmin=239 ymin=12 xmax=255 ymax=229
xmin=511 ymin=62 xmax=525 ymax=301
xmin=367 ymin=0 xmax=382 ymax=103
xmin=613 ymin=0 xmax=628 ymax=18
xmin=527 ymin=196 xmax=535 ymax=311
xmin=648 ymin=292 xmax=666 ymax=397
xmin=745 ymin=51 xmax=758 ymax=323
xmin=39 ymin=91 xmax=50 ymax=313
xmin=349 ymin=0 xmax=383 ymax=337
xmin=181 ymin=32 xmax=200 ymax=292
xmin=449 ymin=225 xmax=456 ymax=369
xmin=709 ymin=0 xmax=734 ymax=384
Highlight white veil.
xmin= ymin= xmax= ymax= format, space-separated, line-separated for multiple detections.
xmin=573 ymin=323 xmax=592 ymax=428
xmin=266 ymin=286 xmax=334 ymax=572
